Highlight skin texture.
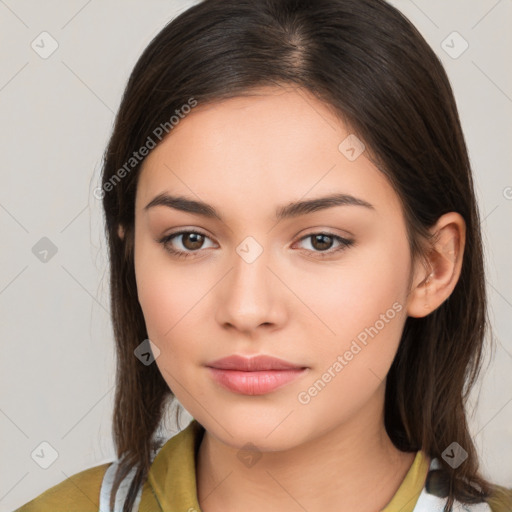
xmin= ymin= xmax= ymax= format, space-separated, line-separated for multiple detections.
xmin=129 ymin=85 xmax=466 ymax=512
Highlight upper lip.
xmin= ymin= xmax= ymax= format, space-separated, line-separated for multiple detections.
xmin=206 ymin=355 xmax=305 ymax=371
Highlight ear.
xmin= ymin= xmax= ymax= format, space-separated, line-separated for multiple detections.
xmin=117 ymin=224 xmax=125 ymax=240
xmin=406 ymin=212 xmax=466 ymax=318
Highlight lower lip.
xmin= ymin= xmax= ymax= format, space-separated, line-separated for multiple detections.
xmin=207 ymin=367 xmax=307 ymax=395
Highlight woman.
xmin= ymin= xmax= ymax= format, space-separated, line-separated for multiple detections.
xmin=15 ymin=0 xmax=512 ymax=511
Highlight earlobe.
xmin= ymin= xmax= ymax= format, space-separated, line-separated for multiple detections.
xmin=118 ymin=224 xmax=125 ymax=240
xmin=406 ymin=212 xmax=466 ymax=318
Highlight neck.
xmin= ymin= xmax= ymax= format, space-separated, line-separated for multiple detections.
xmin=196 ymin=385 xmax=417 ymax=512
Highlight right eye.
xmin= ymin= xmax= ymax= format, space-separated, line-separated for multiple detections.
xmin=158 ymin=230 xmax=216 ymax=259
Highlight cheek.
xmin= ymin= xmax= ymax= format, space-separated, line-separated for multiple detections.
xmin=294 ymin=231 xmax=410 ymax=346
xmin=135 ymin=257 xmax=205 ymax=394
xmin=134 ymin=235 xmax=200 ymax=352
xmin=292 ymin=228 xmax=411 ymax=403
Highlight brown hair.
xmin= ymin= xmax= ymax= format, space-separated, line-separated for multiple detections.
xmin=99 ymin=0 xmax=506 ymax=510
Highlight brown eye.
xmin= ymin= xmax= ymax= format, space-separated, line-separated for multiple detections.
xmin=296 ymin=232 xmax=355 ymax=257
xmin=158 ymin=230 xmax=216 ymax=259
xmin=181 ymin=232 xmax=205 ymax=250
xmin=310 ymin=234 xmax=335 ymax=251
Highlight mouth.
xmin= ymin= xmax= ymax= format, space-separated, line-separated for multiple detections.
xmin=205 ymin=354 xmax=308 ymax=395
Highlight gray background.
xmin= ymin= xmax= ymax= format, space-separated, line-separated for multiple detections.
xmin=0 ymin=1 xmax=511 ymax=510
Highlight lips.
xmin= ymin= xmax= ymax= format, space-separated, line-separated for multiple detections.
xmin=207 ymin=354 xmax=304 ymax=371
xmin=206 ymin=354 xmax=308 ymax=395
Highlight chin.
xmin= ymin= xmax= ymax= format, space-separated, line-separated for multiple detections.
xmin=197 ymin=407 xmax=313 ymax=452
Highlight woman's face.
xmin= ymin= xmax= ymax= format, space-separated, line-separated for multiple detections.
xmin=133 ymin=85 xmax=417 ymax=450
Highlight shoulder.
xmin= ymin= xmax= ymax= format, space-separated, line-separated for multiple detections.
xmin=487 ymin=483 xmax=512 ymax=512
xmin=14 ymin=462 xmax=111 ymax=512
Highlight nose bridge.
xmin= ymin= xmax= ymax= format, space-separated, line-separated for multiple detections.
xmin=218 ymin=234 xmax=281 ymax=330
xmin=231 ymin=234 xmax=272 ymax=301
xmin=235 ymin=235 xmax=266 ymax=267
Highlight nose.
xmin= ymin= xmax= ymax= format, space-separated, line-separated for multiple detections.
xmin=215 ymin=240 xmax=287 ymax=335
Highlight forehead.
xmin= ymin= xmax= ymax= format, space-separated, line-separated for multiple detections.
xmin=135 ymin=86 xmax=402 ymax=222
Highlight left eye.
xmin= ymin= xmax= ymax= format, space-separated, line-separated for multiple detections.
xmin=158 ymin=230 xmax=354 ymax=259
xmin=295 ymin=232 xmax=354 ymax=255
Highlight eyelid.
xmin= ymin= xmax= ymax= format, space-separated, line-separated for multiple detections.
xmin=157 ymin=228 xmax=355 ymax=259
xmin=158 ymin=228 xmax=217 ymax=249
xmin=292 ymin=231 xmax=354 ymax=256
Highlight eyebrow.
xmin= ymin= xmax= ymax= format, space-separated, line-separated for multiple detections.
xmin=144 ymin=192 xmax=375 ymax=221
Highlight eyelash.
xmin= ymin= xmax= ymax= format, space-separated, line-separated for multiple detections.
xmin=157 ymin=229 xmax=355 ymax=260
